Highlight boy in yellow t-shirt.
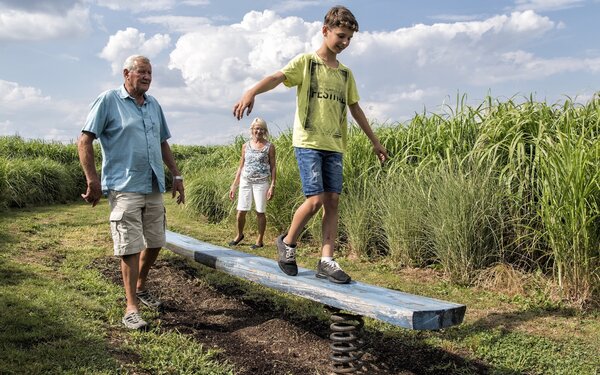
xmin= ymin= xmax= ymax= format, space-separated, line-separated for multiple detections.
xmin=233 ymin=6 xmax=388 ymax=284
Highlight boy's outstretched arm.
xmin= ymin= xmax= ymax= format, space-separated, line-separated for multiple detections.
xmin=349 ymin=102 xmax=389 ymax=164
xmin=233 ymin=72 xmax=286 ymax=120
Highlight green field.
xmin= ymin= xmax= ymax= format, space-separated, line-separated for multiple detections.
xmin=0 ymin=94 xmax=599 ymax=373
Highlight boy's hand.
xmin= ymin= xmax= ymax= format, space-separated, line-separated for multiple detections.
xmin=233 ymin=92 xmax=255 ymax=120
xmin=374 ymin=144 xmax=389 ymax=164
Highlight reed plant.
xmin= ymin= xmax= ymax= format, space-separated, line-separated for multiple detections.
xmin=422 ymin=160 xmax=506 ymax=284
xmin=537 ymin=128 xmax=600 ymax=303
xmin=185 ymin=167 xmax=233 ymax=224
xmin=3 ymin=93 xmax=599 ymax=304
xmin=0 ymin=135 xmax=81 ymax=164
xmin=376 ymin=170 xmax=431 ymax=267
xmin=338 ymin=185 xmax=372 ymax=258
xmin=472 ymin=97 xmax=555 ymax=266
xmin=4 ymin=158 xmax=77 ymax=207
xmin=0 ymin=158 xmax=7 ymax=210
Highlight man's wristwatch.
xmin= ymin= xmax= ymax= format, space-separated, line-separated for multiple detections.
xmin=174 ymin=175 xmax=184 ymax=181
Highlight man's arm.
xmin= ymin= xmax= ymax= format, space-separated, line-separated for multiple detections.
xmin=233 ymin=71 xmax=286 ymax=120
xmin=161 ymin=141 xmax=185 ymax=204
xmin=77 ymin=131 xmax=102 ymax=207
xmin=349 ymin=102 xmax=389 ymax=164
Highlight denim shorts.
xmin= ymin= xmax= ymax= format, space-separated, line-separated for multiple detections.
xmin=295 ymin=147 xmax=343 ymax=196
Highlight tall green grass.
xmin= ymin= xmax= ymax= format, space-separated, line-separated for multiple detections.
xmin=3 ymin=94 xmax=599 ymax=305
xmin=0 ymin=135 xmax=81 ymax=164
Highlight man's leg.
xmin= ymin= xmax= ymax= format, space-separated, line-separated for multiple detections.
xmin=121 ymin=252 xmax=141 ymax=313
xmin=137 ymin=247 xmax=161 ymax=293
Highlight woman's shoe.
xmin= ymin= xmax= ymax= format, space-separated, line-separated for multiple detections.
xmin=228 ymin=234 xmax=244 ymax=246
xmin=250 ymin=243 xmax=264 ymax=249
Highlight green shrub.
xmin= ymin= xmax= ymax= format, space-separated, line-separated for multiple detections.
xmin=4 ymin=158 xmax=77 ymax=207
xmin=185 ymin=168 xmax=233 ymax=224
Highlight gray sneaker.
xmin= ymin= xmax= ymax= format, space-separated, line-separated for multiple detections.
xmin=276 ymin=233 xmax=298 ymax=276
xmin=316 ymin=259 xmax=351 ymax=284
xmin=136 ymin=290 xmax=162 ymax=309
xmin=122 ymin=311 xmax=148 ymax=330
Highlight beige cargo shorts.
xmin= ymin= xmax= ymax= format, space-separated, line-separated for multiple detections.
xmin=108 ymin=191 xmax=166 ymax=256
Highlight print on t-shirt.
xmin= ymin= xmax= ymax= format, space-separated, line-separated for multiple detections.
xmin=305 ymin=59 xmax=348 ymax=139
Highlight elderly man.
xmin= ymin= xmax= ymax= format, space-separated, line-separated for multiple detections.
xmin=78 ymin=55 xmax=185 ymax=330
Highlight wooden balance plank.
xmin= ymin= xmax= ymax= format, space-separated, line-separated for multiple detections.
xmin=165 ymin=230 xmax=466 ymax=330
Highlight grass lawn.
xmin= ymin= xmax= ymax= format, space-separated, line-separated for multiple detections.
xmin=0 ymin=197 xmax=598 ymax=374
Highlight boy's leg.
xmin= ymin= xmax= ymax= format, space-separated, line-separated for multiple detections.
xmin=320 ymin=192 xmax=340 ymax=257
xmin=315 ymin=151 xmax=350 ymax=284
xmin=277 ymin=195 xmax=323 ymax=276
xmin=284 ymin=194 xmax=323 ymax=245
xmin=285 ymin=148 xmax=327 ymax=245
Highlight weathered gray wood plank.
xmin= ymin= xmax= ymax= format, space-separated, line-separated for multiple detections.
xmin=165 ymin=230 xmax=466 ymax=330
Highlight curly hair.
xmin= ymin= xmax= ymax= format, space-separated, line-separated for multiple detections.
xmin=323 ymin=5 xmax=359 ymax=32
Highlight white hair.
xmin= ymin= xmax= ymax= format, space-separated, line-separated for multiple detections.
xmin=250 ymin=117 xmax=269 ymax=138
xmin=123 ymin=55 xmax=150 ymax=71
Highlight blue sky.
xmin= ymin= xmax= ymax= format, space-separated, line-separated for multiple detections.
xmin=1 ymin=0 xmax=599 ymax=145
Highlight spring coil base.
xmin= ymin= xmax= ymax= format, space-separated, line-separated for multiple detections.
xmin=327 ymin=308 xmax=365 ymax=374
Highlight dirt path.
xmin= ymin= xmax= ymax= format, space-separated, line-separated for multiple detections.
xmin=95 ymin=257 xmax=488 ymax=375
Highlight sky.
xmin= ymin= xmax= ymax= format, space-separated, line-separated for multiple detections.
xmin=1 ymin=0 xmax=599 ymax=145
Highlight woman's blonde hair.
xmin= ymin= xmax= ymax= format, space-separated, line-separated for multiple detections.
xmin=250 ymin=117 xmax=269 ymax=138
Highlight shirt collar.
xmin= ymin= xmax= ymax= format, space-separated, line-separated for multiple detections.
xmin=118 ymin=85 xmax=148 ymax=101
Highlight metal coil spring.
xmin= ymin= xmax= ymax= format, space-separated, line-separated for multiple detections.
xmin=329 ymin=311 xmax=364 ymax=374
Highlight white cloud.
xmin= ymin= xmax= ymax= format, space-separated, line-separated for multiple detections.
xmin=99 ymin=27 xmax=171 ymax=74
xmin=0 ymin=4 xmax=90 ymax=41
xmin=162 ymin=8 xmax=600 ymax=134
xmin=139 ymin=15 xmax=212 ymax=33
xmin=0 ymin=80 xmax=50 ymax=110
xmin=181 ymin=0 xmax=210 ymax=5
xmin=0 ymin=0 xmax=80 ymax=14
xmin=168 ymin=10 xmax=321 ymax=112
xmin=429 ymin=14 xmax=488 ymax=22
xmin=487 ymin=51 xmax=600 ymax=82
xmin=96 ymin=0 xmax=176 ymax=12
xmin=513 ymin=0 xmax=585 ymax=12
xmin=0 ymin=80 xmax=85 ymax=142
xmin=96 ymin=0 xmax=208 ymax=12
xmin=270 ymin=0 xmax=331 ymax=13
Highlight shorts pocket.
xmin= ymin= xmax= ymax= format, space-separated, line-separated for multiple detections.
xmin=110 ymin=210 xmax=128 ymax=247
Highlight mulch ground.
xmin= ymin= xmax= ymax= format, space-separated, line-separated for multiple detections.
xmin=93 ymin=256 xmax=489 ymax=375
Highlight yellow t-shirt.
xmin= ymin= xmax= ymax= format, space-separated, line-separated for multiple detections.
xmin=281 ymin=53 xmax=360 ymax=153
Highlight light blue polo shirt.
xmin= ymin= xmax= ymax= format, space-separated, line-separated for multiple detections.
xmin=82 ymin=85 xmax=171 ymax=194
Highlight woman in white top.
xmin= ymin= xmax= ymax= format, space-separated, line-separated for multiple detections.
xmin=229 ymin=118 xmax=277 ymax=249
